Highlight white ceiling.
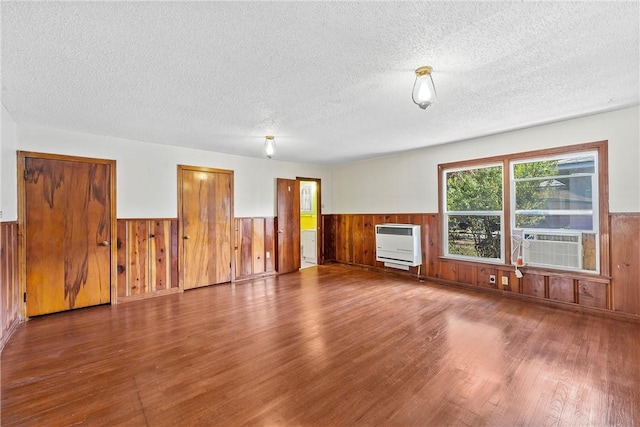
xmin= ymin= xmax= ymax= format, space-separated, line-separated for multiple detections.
xmin=2 ymin=1 xmax=639 ymax=166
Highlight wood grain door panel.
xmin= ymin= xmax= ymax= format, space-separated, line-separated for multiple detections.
xmin=276 ymin=178 xmax=300 ymax=274
xmin=180 ymin=167 xmax=232 ymax=289
xmin=24 ymin=157 xmax=112 ymax=316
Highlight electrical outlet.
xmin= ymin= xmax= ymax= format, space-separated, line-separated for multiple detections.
xmin=0 ymin=210 xmax=3 ymax=219
xmin=502 ymin=276 xmax=509 ymax=286
xmin=489 ymin=274 xmax=496 ymax=284
xmin=266 ymin=251 xmax=271 ymax=259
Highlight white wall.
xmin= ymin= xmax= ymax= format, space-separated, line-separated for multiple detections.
xmin=5 ymin=106 xmax=639 ymax=219
xmin=14 ymin=124 xmax=333 ymax=218
xmin=1 ymin=105 xmax=19 ymax=221
xmin=332 ymin=107 xmax=640 ymax=214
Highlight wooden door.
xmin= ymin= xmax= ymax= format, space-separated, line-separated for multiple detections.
xmin=22 ymin=154 xmax=114 ymax=317
xmin=179 ymin=166 xmax=233 ymax=290
xmin=276 ymin=178 xmax=300 ymax=274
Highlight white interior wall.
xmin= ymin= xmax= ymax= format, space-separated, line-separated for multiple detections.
xmin=1 ymin=105 xmax=19 ymax=221
xmin=332 ymin=107 xmax=640 ymax=214
xmin=14 ymin=124 xmax=333 ymax=218
xmin=4 ymin=106 xmax=639 ymax=220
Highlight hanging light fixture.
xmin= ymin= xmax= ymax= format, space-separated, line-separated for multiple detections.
xmin=412 ymin=66 xmax=437 ymax=110
xmin=263 ymin=135 xmax=276 ymax=159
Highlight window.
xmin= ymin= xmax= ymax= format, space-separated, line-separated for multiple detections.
xmin=440 ymin=142 xmax=606 ymax=273
xmin=511 ymin=152 xmax=598 ymax=272
xmin=443 ymin=164 xmax=503 ymax=262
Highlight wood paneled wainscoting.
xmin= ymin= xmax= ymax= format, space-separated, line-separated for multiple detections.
xmin=116 ymin=217 xmax=279 ymax=302
xmin=322 ymin=213 xmax=440 ymax=276
xmin=1 ymin=221 xmax=20 ymax=351
xmin=235 ymin=217 xmax=276 ymax=280
xmin=116 ymin=219 xmax=179 ymax=302
xmin=322 ymin=213 xmax=640 ymax=318
xmin=611 ymin=213 xmax=640 ymax=316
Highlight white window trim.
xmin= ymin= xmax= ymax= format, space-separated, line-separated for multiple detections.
xmin=509 ymin=150 xmax=599 ymax=273
xmin=442 ymin=163 xmax=505 ymax=264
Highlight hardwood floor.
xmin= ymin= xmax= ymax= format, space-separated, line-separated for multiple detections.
xmin=2 ymin=264 xmax=639 ymax=426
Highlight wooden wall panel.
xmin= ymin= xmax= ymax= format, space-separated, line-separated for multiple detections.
xmin=337 ymin=215 xmax=352 ymax=264
xmin=476 ymin=266 xmax=497 ymax=289
xmin=335 ymin=215 xmax=344 ymax=262
xmin=372 ymin=215 xmax=386 ymax=268
xmin=321 ymin=215 xmax=336 ymax=262
xmin=498 ymin=270 xmax=520 ymax=293
xmin=439 ymin=261 xmax=457 ymax=282
xmin=237 ymin=218 xmax=253 ymax=278
xmin=1 ymin=222 xmax=20 ymax=352
xmin=116 ymin=219 xmax=178 ymax=302
xmin=252 ymin=218 xmax=265 ymax=275
xmin=170 ymin=220 xmax=179 ymax=291
xmin=234 ymin=217 xmax=276 ymax=280
xmin=611 ymin=214 xmax=640 ymax=315
xmin=522 ymin=273 xmax=546 ymax=299
xmin=578 ymin=280 xmax=608 ymax=309
xmin=457 ymin=264 xmax=474 ymax=285
xmin=264 ymin=218 xmax=275 ymax=272
xmin=424 ymin=214 xmax=440 ymax=277
xmin=352 ymin=215 xmax=364 ymax=265
xmin=151 ymin=220 xmax=172 ymax=292
xmin=395 ymin=214 xmax=410 ymax=225
xmin=362 ymin=215 xmax=374 ymax=266
xmin=128 ymin=220 xmax=149 ymax=295
xmin=549 ymin=277 xmax=575 ymax=303
xmin=116 ymin=220 xmax=127 ymax=298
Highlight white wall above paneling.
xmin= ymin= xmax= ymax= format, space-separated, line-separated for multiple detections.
xmin=332 ymin=107 xmax=640 ymax=214
xmin=1 ymin=105 xmax=19 ymax=221
xmin=5 ymin=107 xmax=638 ymax=220
xmin=15 ymin=124 xmax=332 ymax=219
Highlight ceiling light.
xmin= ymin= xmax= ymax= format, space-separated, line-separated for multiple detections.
xmin=264 ymin=135 xmax=276 ymax=159
xmin=412 ymin=66 xmax=437 ymax=110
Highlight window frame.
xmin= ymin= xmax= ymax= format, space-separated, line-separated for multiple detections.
xmin=442 ymin=162 xmax=505 ymax=264
xmin=438 ymin=141 xmax=609 ymax=275
xmin=510 ymin=150 xmax=599 ymax=232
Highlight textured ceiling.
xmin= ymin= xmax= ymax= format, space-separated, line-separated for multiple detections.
xmin=2 ymin=1 xmax=639 ymax=165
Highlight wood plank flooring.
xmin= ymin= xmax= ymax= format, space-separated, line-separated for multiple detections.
xmin=2 ymin=264 xmax=639 ymax=426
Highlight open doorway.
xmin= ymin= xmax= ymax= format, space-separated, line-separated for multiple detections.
xmin=299 ymin=179 xmax=319 ymax=269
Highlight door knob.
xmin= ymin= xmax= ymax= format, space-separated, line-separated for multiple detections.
xmin=100 ymin=241 xmax=110 ymax=246
xmin=278 ymin=230 xmax=283 ymax=233
xmin=183 ymin=235 xmax=191 ymax=240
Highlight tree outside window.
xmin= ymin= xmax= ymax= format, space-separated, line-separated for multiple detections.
xmin=445 ymin=165 xmax=503 ymax=260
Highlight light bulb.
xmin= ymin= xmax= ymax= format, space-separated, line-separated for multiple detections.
xmin=264 ymin=135 xmax=276 ymax=159
xmin=412 ymin=66 xmax=437 ymax=110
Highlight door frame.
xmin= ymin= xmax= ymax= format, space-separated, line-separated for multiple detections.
xmin=17 ymin=151 xmax=118 ymax=319
xmin=297 ymin=177 xmax=322 ymax=265
xmin=177 ymin=165 xmax=235 ymax=290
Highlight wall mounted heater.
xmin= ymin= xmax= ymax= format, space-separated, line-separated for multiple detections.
xmin=375 ymin=224 xmax=422 ymax=270
xmin=522 ymin=230 xmax=583 ymax=270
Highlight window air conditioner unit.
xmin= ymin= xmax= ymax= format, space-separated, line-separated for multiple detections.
xmin=375 ymin=224 xmax=422 ymax=270
xmin=522 ymin=230 xmax=583 ymax=270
